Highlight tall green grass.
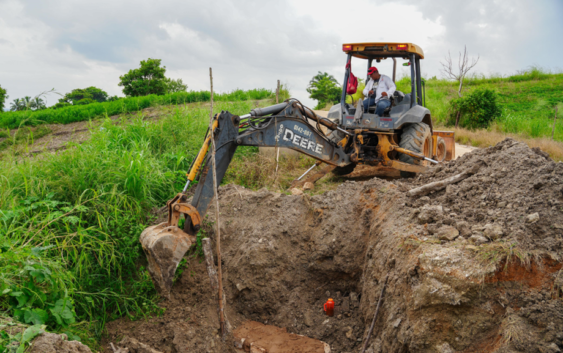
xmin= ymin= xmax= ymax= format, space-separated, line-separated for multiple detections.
xmin=0 ymin=101 xmax=260 ymax=347
xmin=395 ymin=67 xmax=563 ymax=141
xmin=0 ymin=88 xmax=282 ymax=129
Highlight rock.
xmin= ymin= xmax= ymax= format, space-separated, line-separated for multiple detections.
xmin=419 ymin=196 xmax=431 ymax=204
xmin=118 ymin=336 xmax=163 ymax=353
xmin=418 ymin=205 xmax=443 ymax=224
xmin=483 ymin=223 xmax=504 ymax=240
xmin=547 ymin=343 xmax=562 ymax=353
xmin=436 ymin=225 xmax=460 ymax=241
xmin=497 ymin=201 xmax=507 ymax=208
xmin=455 ymin=220 xmax=471 ymax=237
xmin=393 ymin=318 xmax=402 ymax=328
xmin=350 ymin=292 xmax=359 ymax=308
xmin=526 ymin=212 xmax=540 ymax=223
xmin=341 ymin=297 xmax=350 ymax=312
xmin=337 ymin=314 xmax=342 ymax=320
xmin=29 ymin=332 xmax=93 ymax=353
xmin=290 ymin=188 xmax=304 ymax=195
xmin=303 ymin=182 xmax=314 ymax=190
xmin=345 ymin=326 xmax=354 ymax=339
xmin=435 ymin=342 xmax=455 ymax=353
xmin=469 ymin=234 xmax=489 ymax=245
xmin=303 ymin=310 xmax=313 ymax=327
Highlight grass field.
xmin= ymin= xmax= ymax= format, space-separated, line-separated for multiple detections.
xmin=0 ymin=101 xmax=282 ymax=349
xmin=395 ymin=67 xmax=563 ymax=141
xmin=0 ymin=88 xmax=286 ymax=130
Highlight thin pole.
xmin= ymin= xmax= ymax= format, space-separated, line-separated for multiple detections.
xmin=275 ymin=79 xmax=281 ymax=175
xmin=360 ymin=275 xmax=388 ymax=353
xmin=209 ymin=67 xmax=226 ymax=338
xmin=552 ymin=106 xmax=558 ymax=140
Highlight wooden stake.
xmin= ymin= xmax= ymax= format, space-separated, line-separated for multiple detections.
xmin=552 ymin=106 xmax=558 ymax=140
xmin=275 ymin=80 xmax=281 ymax=175
xmin=202 ymin=238 xmax=231 ymax=333
xmin=208 ymin=67 xmax=226 ymax=339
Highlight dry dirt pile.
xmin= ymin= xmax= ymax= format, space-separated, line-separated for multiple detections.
xmin=106 ymin=138 xmax=563 ymax=353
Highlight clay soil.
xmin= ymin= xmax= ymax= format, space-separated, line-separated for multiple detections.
xmin=104 ymin=138 xmax=563 ymax=353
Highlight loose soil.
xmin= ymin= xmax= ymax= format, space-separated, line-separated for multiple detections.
xmin=104 ymin=138 xmax=563 ymax=352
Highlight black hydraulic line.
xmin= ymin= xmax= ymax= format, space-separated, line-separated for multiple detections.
xmin=410 ymin=54 xmax=416 ymax=108
xmin=250 ymin=102 xmax=289 ymax=117
xmin=415 ymin=56 xmax=423 ymax=106
xmin=392 ymin=58 xmax=397 ymax=83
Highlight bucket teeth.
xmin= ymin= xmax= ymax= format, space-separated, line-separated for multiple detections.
xmin=140 ymin=222 xmax=192 ymax=297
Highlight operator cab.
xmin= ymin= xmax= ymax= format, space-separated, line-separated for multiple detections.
xmin=327 ymin=42 xmax=430 ymax=132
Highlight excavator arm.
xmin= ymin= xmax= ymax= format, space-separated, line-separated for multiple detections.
xmin=140 ymin=100 xmax=351 ymax=295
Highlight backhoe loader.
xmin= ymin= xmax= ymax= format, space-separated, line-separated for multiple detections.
xmin=140 ymin=42 xmax=455 ymax=296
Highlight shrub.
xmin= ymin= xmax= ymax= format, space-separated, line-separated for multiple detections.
xmin=447 ymin=88 xmax=502 ymax=129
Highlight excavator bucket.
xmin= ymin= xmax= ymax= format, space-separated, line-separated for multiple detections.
xmin=140 ymin=194 xmax=202 ymax=296
xmin=140 ymin=223 xmax=192 ymax=297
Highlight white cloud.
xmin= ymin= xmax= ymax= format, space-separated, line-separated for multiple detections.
xmin=0 ymin=0 xmax=561 ymax=109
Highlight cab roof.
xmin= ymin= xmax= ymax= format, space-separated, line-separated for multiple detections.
xmin=342 ymin=42 xmax=424 ymax=60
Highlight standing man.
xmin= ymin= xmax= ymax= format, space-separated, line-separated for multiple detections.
xmin=362 ymin=67 xmax=396 ymax=116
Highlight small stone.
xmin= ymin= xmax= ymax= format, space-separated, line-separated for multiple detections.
xmin=455 ymin=221 xmax=471 ymax=238
xmin=341 ymin=297 xmax=350 ymax=312
xmin=469 ymin=234 xmax=489 ymax=245
xmin=393 ymin=318 xmax=402 ymax=328
xmin=345 ymin=326 xmax=354 ymax=339
xmin=303 ymin=182 xmax=314 ymax=190
xmin=497 ymin=201 xmax=507 ymax=208
xmin=526 ymin=212 xmax=540 ymax=223
xmin=483 ymin=223 xmax=504 ymax=240
xmin=337 ymin=314 xmax=342 ymax=320
xmin=418 ymin=205 xmax=443 ymax=224
xmin=350 ymin=292 xmax=359 ymax=307
xmin=236 ymin=283 xmax=247 ymax=291
xmin=435 ymin=342 xmax=455 ymax=353
xmin=419 ymin=196 xmax=430 ymax=204
xmin=436 ymin=225 xmax=459 ymax=241
xmin=290 ymin=188 xmax=304 ymax=195
xmin=303 ymin=310 xmax=313 ymax=327
xmin=548 ymin=343 xmax=561 ymax=353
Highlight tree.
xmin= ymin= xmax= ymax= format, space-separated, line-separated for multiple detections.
xmin=440 ymin=46 xmax=479 ymax=127
xmin=10 ymin=96 xmax=46 ymax=111
xmin=164 ymin=78 xmax=188 ymax=94
xmin=307 ymin=72 xmax=341 ymax=110
xmin=0 ymin=85 xmax=7 ymax=112
xmin=10 ymin=98 xmax=26 ymax=111
xmin=447 ymin=88 xmax=501 ymax=129
xmin=59 ymin=87 xmax=108 ymax=105
xmin=119 ymin=58 xmax=167 ymax=97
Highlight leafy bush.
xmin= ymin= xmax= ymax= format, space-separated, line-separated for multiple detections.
xmin=447 ymin=88 xmax=502 ymax=129
xmin=58 ymin=87 xmax=109 ymax=106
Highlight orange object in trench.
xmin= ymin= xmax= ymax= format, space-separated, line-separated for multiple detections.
xmin=323 ymin=298 xmax=335 ymax=317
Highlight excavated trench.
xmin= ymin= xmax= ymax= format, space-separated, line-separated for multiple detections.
xmin=105 ymin=138 xmax=563 ymax=353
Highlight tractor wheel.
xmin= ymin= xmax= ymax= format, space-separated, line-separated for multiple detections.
xmin=398 ymin=122 xmax=432 ymax=178
xmin=332 ymin=163 xmax=357 ymax=176
xmin=435 ymin=136 xmax=447 ymax=162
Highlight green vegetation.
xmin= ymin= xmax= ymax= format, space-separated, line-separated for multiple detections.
xmin=447 ymin=88 xmax=502 ymax=129
xmin=0 ymin=85 xmax=7 ymax=113
xmin=119 ymin=58 xmax=168 ymax=97
xmin=164 ymin=78 xmax=188 ymax=94
xmin=0 ymin=88 xmax=283 ymax=130
xmin=307 ymin=72 xmax=341 ymax=109
xmin=395 ymin=67 xmax=563 ymax=141
xmin=54 ymin=87 xmax=109 ymax=109
xmin=0 ymin=125 xmax=52 ymax=151
xmin=0 ymin=101 xmax=261 ymax=347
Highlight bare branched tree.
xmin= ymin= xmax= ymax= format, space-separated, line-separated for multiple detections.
xmin=440 ymin=46 xmax=479 ymax=127
xmin=440 ymin=45 xmax=479 ymax=98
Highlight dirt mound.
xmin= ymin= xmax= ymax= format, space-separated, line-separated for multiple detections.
xmin=104 ymin=138 xmax=563 ymax=353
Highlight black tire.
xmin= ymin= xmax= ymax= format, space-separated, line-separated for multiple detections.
xmin=435 ymin=136 xmax=447 ymax=162
xmin=398 ymin=122 xmax=432 ymax=178
xmin=333 ymin=163 xmax=357 ymax=176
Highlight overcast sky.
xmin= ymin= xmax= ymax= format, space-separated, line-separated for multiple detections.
xmin=1 ymin=0 xmax=562 ymax=109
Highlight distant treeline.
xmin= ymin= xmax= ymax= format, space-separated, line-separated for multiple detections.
xmin=0 ymin=88 xmax=283 ymax=129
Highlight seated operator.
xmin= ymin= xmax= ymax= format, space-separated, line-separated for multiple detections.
xmin=362 ymin=67 xmax=396 ymax=116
